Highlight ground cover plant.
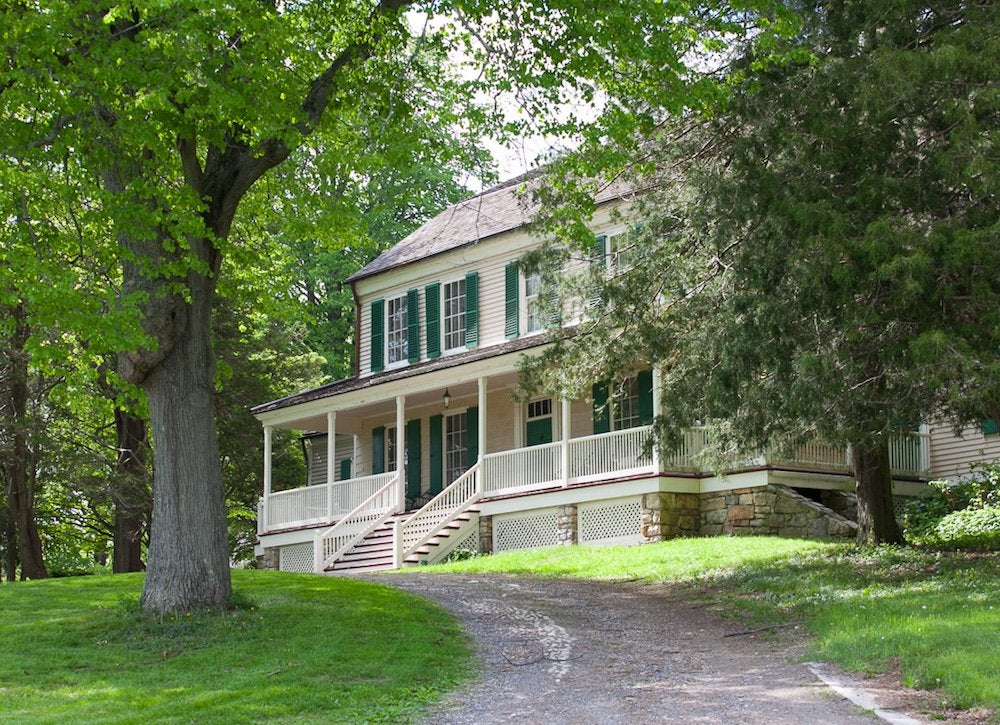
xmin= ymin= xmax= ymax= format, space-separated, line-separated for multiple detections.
xmin=0 ymin=570 xmax=473 ymax=724
xmin=427 ymin=537 xmax=1000 ymax=715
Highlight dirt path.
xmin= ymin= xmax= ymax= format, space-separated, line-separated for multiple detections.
xmin=371 ymin=573 xmax=928 ymax=724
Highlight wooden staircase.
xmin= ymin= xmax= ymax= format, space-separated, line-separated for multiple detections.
xmin=324 ymin=508 xmax=479 ymax=574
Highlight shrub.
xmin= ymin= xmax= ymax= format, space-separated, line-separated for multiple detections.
xmin=904 ymin=461 xmax=1000 ymax=548
xmin=931 ymin=506 xmax=1000 ymax=550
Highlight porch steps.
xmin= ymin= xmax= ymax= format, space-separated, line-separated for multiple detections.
xmin=402 ymin=509 xmax=479 ymax=567
xmin=325 ymin=508 xmax=480 ymax=574
xmin=326 ymin=517 xmax=399 ymax=574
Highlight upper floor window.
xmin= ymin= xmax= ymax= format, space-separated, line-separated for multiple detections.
xmin=443 ymin=279 xmax=466 ymax=351
xmin=525 ymin=271 xmax=544 ymax=333
xmin=386 ymin=294 xmax=408 ymax=365
xmin=609 ymin=228 xmax=639 ymax=271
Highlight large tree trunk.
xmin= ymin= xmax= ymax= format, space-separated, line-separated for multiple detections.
xmin=112 ymin=408 xmax=148 ymax=573
xmin=138 ymin=275 xmax=231 ymax=612
xmin=3 ymin=303 xmax=48 ymax=580
xmin=1 ymin=507 xmax=16 ymax=582
xmin=851 ymin=439 xmax=904 ymax=545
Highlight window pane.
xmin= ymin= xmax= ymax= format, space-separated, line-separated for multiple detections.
xmin=445 ymin=412 xmax=467 ymax=483
xmin=443 ymin=279 xmax=466 ymax=350
xmin=525 ymin=272 xmax=544 ymax=333
xmin=612 ymin=378 xmax=641 ymax=430
xmin=387 ymin=295 xmax=408 ymax=364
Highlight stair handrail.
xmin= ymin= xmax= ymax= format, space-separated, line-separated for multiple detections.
xmin=313 ymin=472 xmax=401 ymax=573
xmin=400 ymin=460 xmax=482 ymax=560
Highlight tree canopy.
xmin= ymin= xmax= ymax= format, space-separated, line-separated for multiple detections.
xmin=524 ymin=0 xmax=1000 ymax=543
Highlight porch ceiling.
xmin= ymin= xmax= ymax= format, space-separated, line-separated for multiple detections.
xmin=264 ymin=368 xmax=521 ymax=433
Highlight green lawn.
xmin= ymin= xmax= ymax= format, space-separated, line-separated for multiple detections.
xmin=0 ymin=570 xmax=474 ymax=724
xmin=428 ymin=538 xmax=1000 ymax=713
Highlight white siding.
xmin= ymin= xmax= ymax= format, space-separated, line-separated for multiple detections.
xmin=305 ymin=434 xmax=356 ymax=486
xmin=929 ymin=422 xmax=1000 ymax=479
xmin=353 ymin=201 xmax=629 ymax=377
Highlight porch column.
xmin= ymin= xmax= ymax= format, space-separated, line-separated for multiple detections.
xmin=396 ymin=395 xmax=406 ymax=512
xmin=561 ymin=398 xmax=571 ymax=487
xmin=477 ymin=377 xmax=487 ymax=462
xmin=326 ymin=411 xmax=336 ymax=520
xmin=652 ymin=364 xmax=662 ymax=472
xmin=262 ymin=425 xmax=273 ymax=531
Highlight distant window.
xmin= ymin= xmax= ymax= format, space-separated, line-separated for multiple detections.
xmin=443 ymin=279 xmax=466 ymax=351
xmin=610 ymin=228 xmax=639 ymax=271
xmin=445 ymin=412 xmax=468 ymax=484
xmin=525 ymin=272 xmax=544 ymax=333
xmin=386 ymin=295 xmax=408 ymax=364
xmin=386 ymin=426 xmax=398 ymax=472
xmin=612 ymin=377 xmax=641 ymax=431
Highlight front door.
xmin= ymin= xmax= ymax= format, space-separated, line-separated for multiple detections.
xmin=526 ymin=417 xmax=553 ymax=446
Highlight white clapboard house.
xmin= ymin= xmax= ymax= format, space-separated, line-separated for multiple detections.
xmin=252 ymin=174 xmax=999 ymax=574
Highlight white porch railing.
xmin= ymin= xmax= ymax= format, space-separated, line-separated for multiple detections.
xmin=265 ymin=472 xmax=395 ymax=531
xmin=398 ymin=462 xmax=482 ymax=564
xmin=481 ymin=441 xmax=563 ymax=497
xmin=568 ymin=426 xmax=655 ymax=482
xmin=889 ymin=432 xmax=931 ymax=476
xmin=313 ymin=473 xmax=400 ymax=573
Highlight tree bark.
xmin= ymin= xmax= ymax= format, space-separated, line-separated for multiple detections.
xmin=138 ymin=269 xmax=231 ymax=611
xmin=3 ymin=302 xmax=48 ymax=580
xmin=851 ymin=439 xmax=904 ymax=545
xmin=1 ymin=506 xmax=16 ymax=582
xmin=112 ymin=408 xmax=148 ymax=573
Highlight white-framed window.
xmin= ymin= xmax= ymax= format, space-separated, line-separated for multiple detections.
xmin=612 ymin=378 xmax=641 ymax=431
xmin=386 ymin=294 xmax=408 ymax=364
xmin=385 ymin=426 xmax=398 ymax=472
xmin=527 ymin=398 xmax=552 ymax=421
xmin=443 ymin=278 xmax=466 ymax=351
xmin=445 ymin=411 xmax=468 ymax=484
xmin=525 ymin=271 xmax=544 ymax=333
xmin=609 ymin=229 xmax=639 ymax=271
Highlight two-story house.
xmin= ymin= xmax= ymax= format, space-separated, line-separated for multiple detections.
xmin=251 ymin=173 xmax=996 ymax=574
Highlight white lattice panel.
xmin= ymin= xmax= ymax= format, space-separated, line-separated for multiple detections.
xmin=494 ymin=509 xmax=560 ymax=552
xmin=451 ymin=527 xmax=480 ymax=554
xmin=279 ymin=543 xmax=314 ymax=573
xmin=579 ymin=498 xmax=642 ymax=545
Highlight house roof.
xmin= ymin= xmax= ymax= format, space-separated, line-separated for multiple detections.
xmin=250 ymin=333 xmax=551 ymax=416
xmin=347 ymin=169 xmax=632 ymax=283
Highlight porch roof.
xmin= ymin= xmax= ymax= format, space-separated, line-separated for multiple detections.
xmin=250 ymin=333 xmax=551 ymax=417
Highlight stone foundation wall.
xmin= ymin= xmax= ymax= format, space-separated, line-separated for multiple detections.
xmin=556 ymin=505 xmax=578 ymax=546
xmin=700 ymin=485 xmax=857 ymax=538
xmin=479 ymin=514 xmax=493 ymax=554
xmin=258 ymin=547 xmax=279 ymax=571
xmin=820 ymin=489 xmax=858 ymax=522
xmin=641 ymin=492 xmax=700 ymax=542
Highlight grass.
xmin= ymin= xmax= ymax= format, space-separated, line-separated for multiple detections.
xmin=0 ymin=570 xmax=474 ymax=724
xmin=426 ymin=537 xmax=1000 ymax=714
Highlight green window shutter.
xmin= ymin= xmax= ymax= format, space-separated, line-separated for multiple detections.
xmin=637 ymin=369 xmax=654 ymax=426
xmin=370 ymin=299 xmax=384 ymax=372
xmin=589 ymin=235 xmax=607 ymax=308
xmin=406 ymin=419 xmax=422 ymax=499
xmin=339 ymin=458 xmax=352 ymax=481
xmin=504 ymin=262 xmax=519 ymax=339
xmin=983 ymin=419 xmax=998 ymax=436
xmin=466 ymin=406 xmax=479 ymax=468
xmin=371 ymin=426 xmax=385 ymax=474
xmin=425 ymin=283 xmax=441 ymax=359
xmin=592 ymin=383 xmax=610 ymax=435
xmin=406 ymin=288 xmax=420 ymax=363
xmin=465 ymin=272 xmax=479 ymax=348
xmin=429 ymin=414 xmax=443 ymax=495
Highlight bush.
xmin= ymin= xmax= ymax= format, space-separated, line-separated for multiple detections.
xmin=904 ymin=461 xmax=1000 ymax=548
xmin=931 ymin=506 xmax=1000 ymax=550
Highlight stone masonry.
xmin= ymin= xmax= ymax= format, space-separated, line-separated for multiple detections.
xmin=700 ymin=484 xmax=857 ymax=538
xmin=479 ymin=514 xmax=493 ymax=554
xmin=258 ymin=547 xmax=279 ymax=570
xmin=641 ymin=492 xmax=700 ymax=542
xmin=556 ymin=505 xmax=578 ymax=545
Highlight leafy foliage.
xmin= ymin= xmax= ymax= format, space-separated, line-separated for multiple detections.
xmin=905 ymin=462 xmax=1000 ymax=549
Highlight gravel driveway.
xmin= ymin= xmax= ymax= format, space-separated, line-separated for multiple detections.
xmin=371 ymin=573 xmax=927 ymax=724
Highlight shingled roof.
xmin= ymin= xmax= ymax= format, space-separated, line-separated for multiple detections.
xmin=347 ymin=169 xmax=631 ymax=283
